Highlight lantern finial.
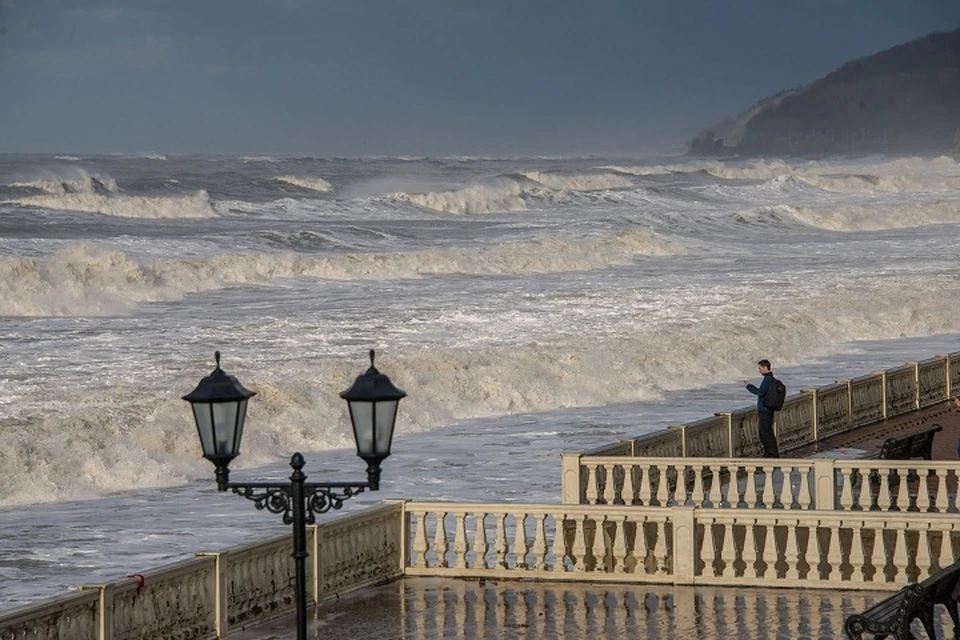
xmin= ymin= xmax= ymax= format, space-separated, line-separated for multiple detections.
xmin=369 ymin=349 xmax=375 ymax=368
xmin=214 ymin=351 xmax=221 ymax=369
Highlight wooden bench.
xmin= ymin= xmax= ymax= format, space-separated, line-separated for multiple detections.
xmin=868 ymin=424 xmax=943 ymax=461
xmin=845 ymin=560 xmax=960 ymax=639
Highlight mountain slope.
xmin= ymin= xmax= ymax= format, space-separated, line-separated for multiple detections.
xmin=689 ymin=28 xmax=960 ymax=156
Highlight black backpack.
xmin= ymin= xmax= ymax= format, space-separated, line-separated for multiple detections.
xmin=763 ymin=377 xmax=787 ymax=411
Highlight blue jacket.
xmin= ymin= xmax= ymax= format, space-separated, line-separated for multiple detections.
xmin=747 ymin=372 xmax=774 ymax=414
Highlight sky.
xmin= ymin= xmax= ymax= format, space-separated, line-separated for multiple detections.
xmin=1 ymin=0 xmax=958 ymax=157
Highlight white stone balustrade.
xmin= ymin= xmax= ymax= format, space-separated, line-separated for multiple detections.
xmin=401 ymin=501 xmax=960 ymax=591
xmin=561 ymin=456 xmax=960 ymax=512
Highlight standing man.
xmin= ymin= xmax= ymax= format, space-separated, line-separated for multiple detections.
xmin=744 ymin=359 xmax=780 ymax=458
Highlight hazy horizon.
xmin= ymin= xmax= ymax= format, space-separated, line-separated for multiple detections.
xmin=1 ymin=0 xmax=958 ymax=156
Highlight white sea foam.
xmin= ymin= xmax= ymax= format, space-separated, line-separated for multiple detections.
xmin=3 ymin=268 xmax=960 ymax=507
xmin=5 ymin=190 xmax=215 ymax=219
xmin=274 ymin=175 xmax=332 ymax=192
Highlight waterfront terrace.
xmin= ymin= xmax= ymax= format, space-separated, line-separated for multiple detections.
xmin=2 ymin=350 xmax=959 ymax=639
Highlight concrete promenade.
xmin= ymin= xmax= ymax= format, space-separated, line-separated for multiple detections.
xmin=235 ymin=401 xmax=960 ymax=639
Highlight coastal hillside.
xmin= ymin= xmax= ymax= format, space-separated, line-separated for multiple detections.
xmin=689 ymin=28 xmax=960 ymax=156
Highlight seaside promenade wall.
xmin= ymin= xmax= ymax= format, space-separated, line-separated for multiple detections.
xmin=0 ymin=504 xmax=403 ymax=640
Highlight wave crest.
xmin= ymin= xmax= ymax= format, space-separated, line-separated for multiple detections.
xmin=274 ymin=175 xmax=332 ymax=192
xmin=5 ymin=190 xmax=215 ymax=219
xmin=2 ymin=230 xmax=683 ymax=316
xmin=792 ymin=200 xmax=960 ymax=231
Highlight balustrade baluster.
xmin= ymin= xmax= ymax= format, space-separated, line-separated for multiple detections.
xmin=721 ymin=520 xmax=736 ymax=578
xmin=839 ymin=468 xmax=855 ymax=511
xmin=784 ymin=517 xmax=800 ymax=580
xmin=922 ymin=469 xmax=937 ymax=512
xmin=635 ymin=515 xmax=652 ymax=575
xmin=692 ymin=464 xmax=706 ymax=507
xmin=892 ymin=525 xmax=909 ymax=585
xmin=549 ymin=513 xmax=568 ymax=572
xmin=434 ymin=512 xmax=449 ymax=568
xmin=916 ymin=525 xmax=932 ymax=580
xmin=591 ymin=515 xmax=608 ymax=571
xmin=612 ymin=516 xmax=628 ymax=573
xmin=718 ymin=465 xmax=731 ymax=508
xmin=622 ymin=464 xmax=636 ymax=505
xmin=935 ymin=469 xmax=950 ymax=512
xmin=638 ymin=465 xmax=652 ymax=506
xmin=473 ymin=511 xmax=489 ymax=569
xmin=656 ymin=466 xmax=671 ymax=506
xmin=701 ymin=517 xmax=718 ymax=577
xmin=654 ymin=517 xmax=670 ymax=575
xmin=744 ymin=467 xmax=758 ymax=507
xmin=849 ymin=521 xmax=866 ymax=584
xmin=512 ymin=513 xmax=529 ymax=569
xmin=603 ymin=466 xmax=617 ymax=505
xmin=761 ymin=465 xmax=775 ymax=508
xmin=453 ymin=512 xmax=468 ymax=569
xmin=826 ymin=523 xmax=842 ymax=582
xmin=797 ymin=465 xmax=813 ymax=509
xmin=896 ymin=468 xmax=911 ymax=511
xmin=877 ymin=469 xmax=893 ymax=511
xmin=586 ymin=464 xmax=600 ymax=505
xmin=493 ymin=513 xmax=509 ymax=569
xmin=413 ymin=511 xmax=429 ymax=568
xmin=743 ymin=519 xmax=759 ymax=578
xmin=531 ymin=514 xmax=548 ymax=570
xmin=572 ymin=515 xmax=588 ymax=571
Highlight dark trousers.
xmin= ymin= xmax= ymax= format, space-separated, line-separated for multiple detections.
xmin=758 ymin=410 xmax=780 ymax=458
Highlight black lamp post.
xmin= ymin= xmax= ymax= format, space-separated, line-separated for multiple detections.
xmin=183 ymin=350 xmax=405 ymax=640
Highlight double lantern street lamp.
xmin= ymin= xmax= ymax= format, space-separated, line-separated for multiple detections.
xmin=183 ymin=349 xmax=406 ymax=640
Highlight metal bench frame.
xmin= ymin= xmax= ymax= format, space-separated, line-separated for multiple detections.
xmin=845 ymin=560 xmax=960 ymax=639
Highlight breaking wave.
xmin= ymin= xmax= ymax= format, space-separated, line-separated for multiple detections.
xmin=9 ymin=168 xmax=119 ymax=195
xmin=5 ymin=190 xmax=216 ymax=219
xmin=704 ymin=156 xmax=960 ymax=193
xmin=392 ymin=172 xmax=635 ymax=215
xmin=394 ymin=183 xmax=531 ymax=214
xmin=274 ymin=175 xmax=332 ymax=192
xmin=5 ymin=267 xmax=960 ymax=505
xmin=519 ymin=171 xmax=634 ymax=191
xmin=791 ymin=200 xmax=960 ymax=231
xmin=0 ymin=229 xmax=684 ymax=316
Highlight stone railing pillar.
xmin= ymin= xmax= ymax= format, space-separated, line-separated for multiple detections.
xmin=672 ymin=506 xmax=696 ymax=584
xmin=560 ymin=454 xmax=582 ymax=504
xmin=801 ymin=389 xmax=818 ymax=444
xmin=813 ymin=460 xmax=837 ymax=510
xmin=196 ymin=552 xmax=227 ymax=636
xmin=78 ymin=584 xmax=113 ymax=640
